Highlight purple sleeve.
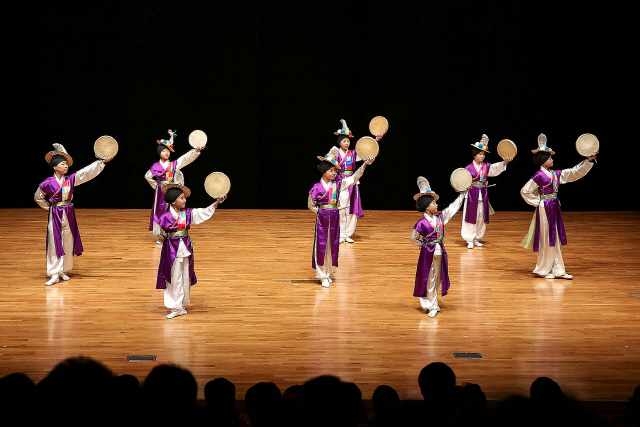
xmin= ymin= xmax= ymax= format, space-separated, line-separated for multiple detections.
xmin=149 ymin=162 xmax=165 ymax=177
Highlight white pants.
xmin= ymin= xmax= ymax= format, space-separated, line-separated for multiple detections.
xmin=46 ymin=211 xmax=73 ymax=277
xmin=419 ymin=255 xmax=442 ymax=311
xmin=164 ymin=256 xmax=191 ymax=311
xmin=339 ymin=208 xmax=358 ymax=239
xmin=533 ymin=203 xmax=566 ymax=276
xmin=461 ymin=200 xmax=486 ymax=243
xmin=314 ymin=232 xmax=336 ymax=280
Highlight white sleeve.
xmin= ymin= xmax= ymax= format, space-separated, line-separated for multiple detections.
xmin=175 ymin=149 xmax=200 ymax=170
xmin=409 ymin=229 xmax=422 ymax=248
xmin=144 ymin=170 xmax=157 ymax=190
xmin=34 ymin=187 xmax=50 ymax=210
xmin=559 ymin=160 xmax=593 ymax=184
xmin=308 ymin=194 xmax=319 ymax=213
xmin=74 ymin=161 xmax=105 ymax=186
xmin=520 ymin=179 xmax=540 ymax=207
xmin=441 ymin=192 xmax=466 ymax=225
xmin=340 ymin=164 xmax=366 ymax=191
xmin=191 ymin=204 xmax=216 ymax=225
xmin=488 ymin=161 xmax=507 ymax=177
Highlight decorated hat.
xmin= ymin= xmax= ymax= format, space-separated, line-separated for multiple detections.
xmin=470 ymin=134 xmax=490 ymax=152
xmin=334 ymin=119 xmax=354 ymax=138
xmin=317 ymin=146 xmax=341 ymax=169
xmin=45 ymin=143 xmax=73 ymax=166
xmin=157 ymin=129 xmax=177 ymax=153
xmin=531 ymin=133 xmax=555 ymax=154
xmin=413 ymin=176 xmax=439 ymax=201
xmin=161 ymin=182 xmax=191 ymax=198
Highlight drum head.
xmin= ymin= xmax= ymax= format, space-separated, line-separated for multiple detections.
xmin=369 ymin=116 xmax=389 ymax=136
xmin=497 ymin=139 xmax=517 ymax=160
xmin=355 ymin=136 xmax=379 ymax=160
xmin=189 ymin=130 xmax=208 ymax=148
xmin=204 ymin=172 xmax=231 ymax=198
xmin=576 ymin=133 xmax=599 ymax=157
xmin=450 ymin=168 xmax=473 ymax=192
xmin=94 ymin=136 xmax=118 ymax=159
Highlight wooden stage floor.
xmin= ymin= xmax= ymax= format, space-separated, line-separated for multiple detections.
xmin=1 ymin=209 xmax=639 ymax=401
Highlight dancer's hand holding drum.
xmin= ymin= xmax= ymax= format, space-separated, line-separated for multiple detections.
xmin=189 ymin=130 xmax=208 ymax=152
xmin=450 ymin=168 xmax=473 ymax=193
xmin=205 ymin=172 xmax=231 ymax=207
xmin=576 ymin=133 xmax=599 ymax=163
xmin=94 ymin=136 xmax=118 ymax=163
xmin=497 ymin=139 xmax=517 ymax=164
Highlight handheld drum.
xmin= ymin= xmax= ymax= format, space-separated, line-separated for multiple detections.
xmin=450 ymin=168 xmax=473 ymax=192
xmin=369 ymin=116 xmax=389 ymax=139
xmin=204 ymin=172 xmax=231 ymax=198
xmin=189 ymin=130 xmax=208 ymax=149
xmin=94 ymin=136 xmax=118 ymax=159
xmin=497 ymin=139 xmax=517 ymax=160
xmin=576 ymin=133 xmax=599 ymax=158
xmin=355 ymin=136 xmax=379 ymax=160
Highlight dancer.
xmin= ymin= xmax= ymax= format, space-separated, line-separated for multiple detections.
xmin=332 ymin=119 xmax=364 ymax=243
xmin=34 ymin=144 xmax=111 ymax=285
xmin=145 ymin=130 xmax=203 ymax=244
xmin=520 ymin=134 xmax=597 ymax=279
xmin=309 ymin=147 xmax=373 ymax=288
xmin=410 ymin=177 xmax=466 ymax=317
xmin=156 ymin=182 xmax=226 ymax=319
xmin=460 ymin=134 xmax=512 ymax=248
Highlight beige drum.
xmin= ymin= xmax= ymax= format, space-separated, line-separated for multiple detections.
xmin=576 ymin=133 xmax=599 ymax=157
xmin=497 ymin=139 xmax=517 ymax=160
xmin=189 ymin=130 xmax=208 ymax=149
xmin=94 ymin=136 xmax=118 ymax=159
xmin=204 ymin=172 xmax=231 ymax=198
xmin=355 ymin=136 xmax=379 ymax=160
xmin=450 ymin=168 xmax=473 ymax=192
xmin=369 ymin=116 xmax=389 ymax=137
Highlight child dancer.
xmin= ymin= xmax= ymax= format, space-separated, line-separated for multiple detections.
xmin=308 ymin=147 xmax=373 ymax=288
xmin=460 ymin=134 xmax=512 ymax=249
xmin=34 ymin=144 xmax=111 ymax=285
xmin=156 ymin=182 xmax=226 ymax=319
xmin=145 ymin=130 xmax=203 ymax=244
xmin=520 ymin=134 xmax=597 ymax=279
xmin=410 ymin=177 xmax=466 ymax=317
xmin=333 ymin=119 xmax=364 ymax=243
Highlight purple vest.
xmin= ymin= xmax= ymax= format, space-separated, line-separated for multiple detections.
xmin=335 ymin=150 xmax=364 ymax=218
xmin=413 ymin=215 xmax=451 ymax=297
xmin=309 ymin=181 xmax=340 ymax=268
xmin=149 ymin=160 xmax=178 ymax=231
xmin=464 ymin=162 xmax=491 ymax=224
xmin=39 ymin=174 xmax=83 ymax=258
xmin=156 ymin=208 xmax=197 ymax=289
xmin=531 ymin=168 xmax=567 ymax=252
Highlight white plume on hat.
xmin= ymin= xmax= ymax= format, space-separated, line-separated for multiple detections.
xmin=52 ymin=143 xmax=69 ymax=154
xmin=328 ymin=146 xmax=339 ymax=158
xmin=480 ymin=134 xmax=489 ymax=144
xmin=339 ymin=119 xmax=348 ymax=131
xmin=417 ymin=176 xmax=431 ymax=193
xmin=538 ymin=133 xmax=547 ymax=146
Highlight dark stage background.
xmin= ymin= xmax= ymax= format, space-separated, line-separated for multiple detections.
xmin=20 ymin=1 xmax=633 ymax=211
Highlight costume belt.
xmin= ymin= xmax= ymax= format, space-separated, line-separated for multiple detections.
xmin=540 ymin=193 xmax=558 ymax=200
xmin=470 ymin=181 xmax=487 ymax=187
xmin=417 ymin=234 xmax=443 ymax=245
xmin=51 ymin=201 xmax=73 ymax=207
xmin=166 ymin=230 xmax=189 ymax=238
xmin=318 ymin=204 xmax=338 ymax=209
xmin=338 ymin=170 xmax=354 ymax=175
xmin=158 ymin=180 xmax=173 ymax=185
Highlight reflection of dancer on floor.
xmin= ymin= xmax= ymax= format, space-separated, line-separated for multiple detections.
xmin=145 ymin=130 xmax=203 ymax=244
xmin=308 ymin=147 xmax=373 ymax=288
xmin=520 ymin=134 xmax=597 ymax=279
xmin=410 ymin=177 xmax=466 ymax=317
xmin=34 ymin=144 xmax=111 ymax=286
xmin=156 ymin=183 xmax=226 ymax=319
xmin=461 ymin=134 xmax=512 ymax=249
xmin=331 ymin=119 xmax=372 ymax=243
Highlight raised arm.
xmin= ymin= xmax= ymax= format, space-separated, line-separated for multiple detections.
xmin=175 ymin=149 xmax=201 ymax=170
xmin=191 ymin=196 xmax=226 ymax=225
xmin=559 ymin=159 xmax=594 ymax=184
xmin=339 ymin=158 xmax=373 ymax=190
xmin=441 ymin=192 xmax=466 ymax=225
xmin=74 ymin=160 xmax=106 ymax=186
xmin=520 ymin=179 xmax=541 ymax=207
xmin=34 ymin=187 xmax=50 ymax=210
xmin=487 ymin=161 xmax=508 ymax=177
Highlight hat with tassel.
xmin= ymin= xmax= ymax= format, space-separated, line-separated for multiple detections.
xmin=531 ymin=133 xmax=555 ymax=154
xmin=471 ymin=134 xmax=490 ymax=152
xmin=334 ymin=119 xmax=354 ymax=138
xmin=45 ymin=143 xmax=73 ymax=166
xmin=317 ymin=146 xmax=341 ymax=168
xmin=413 ymin=176 xmax=439 ymax=201
xmin=157 ymin=129 xmax=177 ymax=153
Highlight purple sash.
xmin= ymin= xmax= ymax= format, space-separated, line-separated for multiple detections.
xmin=464 ymin=162 xmax=491 ymax=224
xmin=532 ymin=169 xmax=567 ymax=252
xmin=39 ymin=174 xmax=83 ymax=258
xmin=156 ymin=208 xmax=197 ymax=289
xmin=310 ymin=181 xmax=340 ymax=268
xmin=413 ymin=216 xmax=451 ymax=297
xmin=149 ymin=160 xmax=177 ymax=231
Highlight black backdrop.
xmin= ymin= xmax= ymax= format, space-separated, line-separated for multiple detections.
xmin=20 ymin=1 xmax=634 ymax=212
